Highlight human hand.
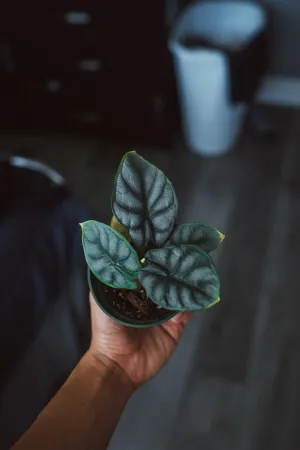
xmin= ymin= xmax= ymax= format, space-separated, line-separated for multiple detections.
xmin=88 ymin=293 xmax=191 ymax=389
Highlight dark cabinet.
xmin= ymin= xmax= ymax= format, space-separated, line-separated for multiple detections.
xmin=0 ymin=1 xmax=178 ymax=145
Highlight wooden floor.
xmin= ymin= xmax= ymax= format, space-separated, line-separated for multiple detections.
xmin=1 ymin=106 xmax=300 ymax=449
xmin=110 ymin=108 xmax=300 ymax=450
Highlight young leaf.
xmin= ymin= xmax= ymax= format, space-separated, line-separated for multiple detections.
xmin=81 ymin=220 xmax=141 ymax=289
xmin=167 ymin=222 xmax=225 ymax=253
xmin=110 ymin=215 xmax=130 ymax=241
xmin=112 ymin=152 xmax=178 ymax=253
xmin=139 ymin=245 xmax=220 ymax=310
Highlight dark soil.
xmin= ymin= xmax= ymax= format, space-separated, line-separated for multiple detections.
xmin=103 ymin=285 xmax=170 ymax=321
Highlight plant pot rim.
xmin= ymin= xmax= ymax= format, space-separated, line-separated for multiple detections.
xmin=88 ymin=268 xmax=177 ymax=328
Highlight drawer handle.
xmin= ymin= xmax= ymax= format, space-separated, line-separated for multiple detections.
xmin=68 ymin=110 xmax=103 ymax=124
xmin=77 ymin=59 xmax=102 ymax=72
xmin=64 ymin=11 xmax=91 ymax=25
xmin=46 ymin=79 xmax=61 ymax=93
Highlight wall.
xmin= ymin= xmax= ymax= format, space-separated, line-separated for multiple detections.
xmin=263 ymin=0 xmax=300 ymax=76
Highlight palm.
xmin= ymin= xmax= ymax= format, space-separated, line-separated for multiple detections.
xmin=90 ymin=294 xmax=190 ymax=387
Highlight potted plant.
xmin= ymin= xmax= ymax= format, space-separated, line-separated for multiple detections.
xmin=81 ymin=151 xmax=224 ymax=328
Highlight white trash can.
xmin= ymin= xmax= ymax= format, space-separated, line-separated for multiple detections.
xmin=169 ymin=1 xmax=267 ymax=156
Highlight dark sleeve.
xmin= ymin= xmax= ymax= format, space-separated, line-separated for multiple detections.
xmin=0 ymin=161 xmax=90 ymax=393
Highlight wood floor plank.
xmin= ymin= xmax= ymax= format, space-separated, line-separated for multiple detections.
xmin=240 ymin=118 xmax=300 ymax=450
xmin=193 ymin=137 xmax=284 ymax=384
xmin=169 ymin=120 xmax=293 ymax=450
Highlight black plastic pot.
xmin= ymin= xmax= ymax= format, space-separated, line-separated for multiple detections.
xmin=88 ymin=269 xmax=176 ymax=328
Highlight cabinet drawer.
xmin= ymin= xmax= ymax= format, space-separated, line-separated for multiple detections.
xmin=21 ymin=71 xmax=108 ymax=102
xmin=5 ymin=5 xmax=107 ymax=44
xmin=13 ymin=39 xmax=105 ymax=79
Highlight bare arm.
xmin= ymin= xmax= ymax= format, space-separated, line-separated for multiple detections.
xmin=13 ymin=294 xmax=190 ymax=450
xmin=12 ymin=351 xmax=133 ymax=450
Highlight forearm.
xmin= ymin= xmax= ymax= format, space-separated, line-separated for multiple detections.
xmin=12 ymin=351 xmax=134 ymax=450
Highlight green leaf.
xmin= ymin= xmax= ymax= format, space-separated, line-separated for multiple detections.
xmin=167 ymin=222 xmax=225 ymax=253
xmin=139 ymin=245 xmax=220 ymax=310
xmin=81 ymin=220 xmax=141 ymax=289
xmin=112 ymin=152 xmax=178 ymax=253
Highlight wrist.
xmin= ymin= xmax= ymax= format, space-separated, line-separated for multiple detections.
xmin=85 ymin=349 xmax=136 ymax=397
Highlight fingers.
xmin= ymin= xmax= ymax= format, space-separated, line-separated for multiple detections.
xmin=171 ymin=311 xmax=192 ymax=325
xmin=89 ymin=291 xmax=99 ymax=315
xmin=89 ymin=291 xmax=94 ymax=305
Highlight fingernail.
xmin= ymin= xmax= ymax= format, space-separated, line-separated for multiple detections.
xmin=173 ymin=312 xmax=183 ymax=323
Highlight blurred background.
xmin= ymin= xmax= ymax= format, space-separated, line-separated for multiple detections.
xmin=1 ymin=0 xmax=300 ymax=448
